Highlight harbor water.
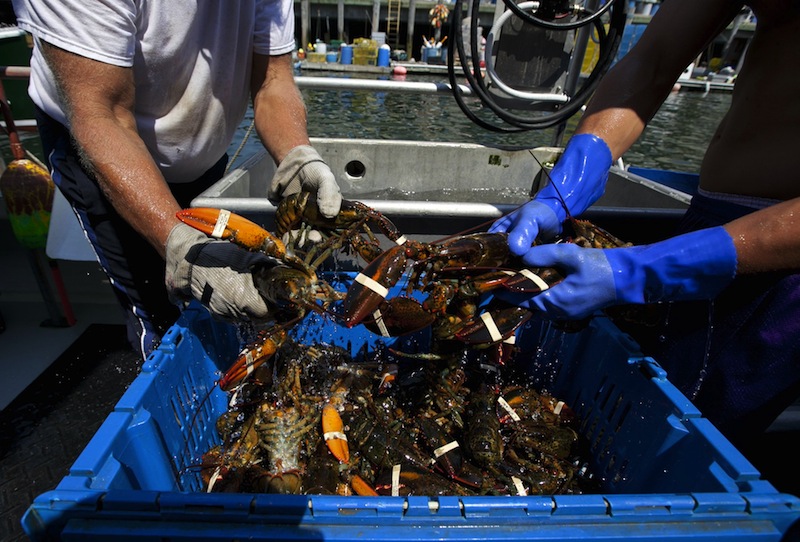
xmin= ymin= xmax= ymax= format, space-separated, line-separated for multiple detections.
xmin=2 ymin=73 xmax=732 ymax=182
xmin=227 ymin=71 xmax=733 ymax=175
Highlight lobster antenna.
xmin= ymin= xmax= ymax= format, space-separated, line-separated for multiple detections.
xmin=417 ymin=148 xmax=575 ymax=244
xmin=527 ymin=149 xmax=574 ymax=221
xmin=439 ymin=147 xmax=577 ymax=244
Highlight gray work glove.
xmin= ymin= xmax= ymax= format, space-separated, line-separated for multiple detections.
xmin=269 ymin=145 xmax=342 ymax=217
xmin=165 ymin=223 xmax=274 ymax=321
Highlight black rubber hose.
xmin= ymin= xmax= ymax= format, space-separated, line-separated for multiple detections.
xmin=447 ymin=0 xmax=626 ymax=132
xmin=501 ymin=0 xmax=615 ymax=31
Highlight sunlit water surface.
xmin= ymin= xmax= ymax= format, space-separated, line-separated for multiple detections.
xmin=1 ymin=73 xmax=732 ymax=183
xmin=228 ymin=71 xmax=732 ymax=176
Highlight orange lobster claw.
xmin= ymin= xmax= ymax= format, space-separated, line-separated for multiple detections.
xmin=322 ymin=404 xmax=350 ymax=463
xmin=350 ymin=474 xmax=379 ymax=496
xmin=218 ymin=329 xmax=287 ymax=391
xmin=177 ymin=207 xmax=286 ymax=256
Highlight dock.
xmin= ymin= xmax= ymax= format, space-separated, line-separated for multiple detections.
xmin=675 ymin=77 xmax=735 ymax=92
xmin=298 ymin=60 xmax=449 ymax=76
xmin=297 ymin=60 xmax=736 ymax=93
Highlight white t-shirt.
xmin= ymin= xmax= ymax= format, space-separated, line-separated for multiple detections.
xmin=13 ymin=0 xmax=295 ymax=182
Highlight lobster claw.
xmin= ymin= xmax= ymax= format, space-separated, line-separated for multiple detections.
xmin=454 ymin=307 xmax=532 ymax=345
xmin=177 ymin=207 xmax=287 ymax=257
xmin=363 ymin=297 xmax=436 ymax=338
xmin=322 ymin=404 xmax=350 ymax=463
xmin=340 ymin=245 xmax=408 ymax=328
xmin=350 ymin=473 xmax=379 ymax=496
xmin=502 ymin=267 xmax=564 ymax=294
xmin=218 ymin=329 xmax=287 ymax=391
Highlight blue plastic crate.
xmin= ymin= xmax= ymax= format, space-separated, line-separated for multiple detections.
xmin=22 ymin=273 xmax=800 ymax=541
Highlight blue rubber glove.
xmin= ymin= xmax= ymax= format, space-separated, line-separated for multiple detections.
xmin=497 ymin=227 xmax=738 ymax=320
xmin=490 ymin=133 xmax=613 ymax=256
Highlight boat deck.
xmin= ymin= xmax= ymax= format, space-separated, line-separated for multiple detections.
xmin=0 ymin=215 xmax=140 ymax=541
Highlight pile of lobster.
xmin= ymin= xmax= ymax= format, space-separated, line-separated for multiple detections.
xmin=177 ymin=191 xmax=628 ymax=495
xmin=177 ymin=191 xmax=630 ymax=390
xmin=199 ymin=336 xmax=588 ymax=496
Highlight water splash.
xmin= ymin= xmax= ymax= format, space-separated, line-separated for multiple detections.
xmin=688 ymin=300 xmax=715 ymax=401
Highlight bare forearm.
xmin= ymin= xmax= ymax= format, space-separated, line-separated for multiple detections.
xmin=724 ymin=199 xmax=800 ymax=274
xmin=576 ymin=0 xmax=741 ymax=160
xmin=44 ymin=42 xmax=179 ymax=257
xmin=252 ymin=54 xmax=311 ymax=164
xmin=576 ymin=57 xmax=673 ymax=160
xmin=70 ymin=114 xmax=180 ymax=257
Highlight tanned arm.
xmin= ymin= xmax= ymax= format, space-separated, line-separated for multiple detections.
xmin=576 ymin=0 xmax=742 ymax=159
xmin=250 ymin=53 xmax=311 ymax=165
xmin=43 ymin=42 xmax=180 ymax=258
xmin=572 ymin=0 xmax=800 ymax=273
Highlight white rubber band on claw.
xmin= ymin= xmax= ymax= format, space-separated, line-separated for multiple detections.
xmin=244 ymin=350 xmax=255 ymax=375
xmin=324 ymin=431 xmax=347 ymax=441
xmin=355 ymin=273 xmax=389 ymax=298
xmin=211 ymin=209 xmax=231 ymax=239
xmin=512 ymin=476 xmax=527 ymax=496
xmin=373 ymin=309 xmax=391 ymax=337
xmin=518 ymin=268 xmax=550 ymax=291
xmin=433 ymin=440 xmax=460 ymax=458
xmin=480 ymin=312 xmax=503 ymax=342
xmin=208 ymin=466 xmax=222 ymax=493
xmin=392 ymin=464 xmax=401 ymax=496
xmin=498 ymin=397 xmax=521 ymax=421
xmin=395 ymin=235 xmax=407 ymax=245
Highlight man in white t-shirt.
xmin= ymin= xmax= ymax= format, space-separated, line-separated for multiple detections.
xmin=13 ymin=0 xmax=342 ymax=356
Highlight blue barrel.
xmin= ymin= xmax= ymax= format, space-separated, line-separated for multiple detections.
xmin=326 ymin=52 xmax=337 ymax=63
xmin=340 ymin=45 xmax=353 ymax=64
xmin=377 ymin=46 xmax=390 ymax=67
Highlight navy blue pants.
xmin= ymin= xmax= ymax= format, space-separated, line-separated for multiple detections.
xmin=616 ymin=193 xmax=800 ymax=450
xmin=37 ymin=108 xmax=227 ymax=357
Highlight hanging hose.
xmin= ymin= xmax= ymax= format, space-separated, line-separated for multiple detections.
xmin=225 ymin=118 xmax=256 ymax=174
xmin=447 ymin=0 xmax=627 ymax=132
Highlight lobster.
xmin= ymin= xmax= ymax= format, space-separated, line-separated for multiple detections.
xmin=335 ymin=231 xmax=562 ymax=357
xmin=337 ymin=213 xmax=631 ymax=350
xmin=177 ymin=192 xmax=630 ymax=389
xmin=275 ymin=191 xmax=406 ymax=269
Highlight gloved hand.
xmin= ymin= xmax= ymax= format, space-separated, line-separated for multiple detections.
xmin=269 ymin=145 xmax=342 ymax=218
xmin=165 ymin=223 xmax=275 ymax=321
xmin=490 ymin=133 xmax=613 ymax=256
xmin=497 ymin=227 xmax=738 ymax=320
